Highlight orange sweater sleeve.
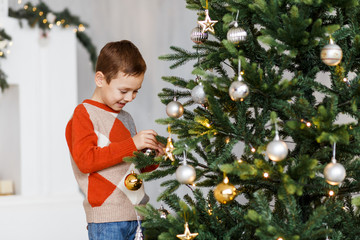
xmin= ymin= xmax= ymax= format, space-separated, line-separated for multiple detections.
xmin=65 ymin=104 xmax=137 ymax=174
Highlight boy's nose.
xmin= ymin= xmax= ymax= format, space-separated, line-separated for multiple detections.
xmin=124 ymin=93 xmax=133 ymax=102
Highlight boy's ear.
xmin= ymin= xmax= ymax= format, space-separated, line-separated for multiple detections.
xmin=95 ymin=71 xmax=106 ymax=87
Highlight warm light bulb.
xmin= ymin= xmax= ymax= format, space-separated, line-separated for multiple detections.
xmin=24 ymin=5 xmax=28 ymax=10
xmin=251 ymin=147 xmax=256 ymax=153
xmin=343 ymin=77 xmax=348 ymax=82
xmin=78 ymin=24 xmax=86 ymax=32
xmin=73 ymin=28 xmax=77 ymax=33
xmin=39 ymin=11 xmax=43 ymax=16
xmin=240 ymin=71 xmax=244 ymax=75
xmin=263 ymin=172 xmax=269 ymax=178
xmin=237 ymin=159 xmax=243 ymax=164
xmin=17 ymin=0 xmax=22 ymax=4
xmin=225 ymin=137 xmax=230 ymax=144
xmin=49 ymin=24 xmax=53 ymax=29
xmin=32 ymin=7 xmax=37 ymax=11
xmin=328 ymin=190 xmax=335 ymax=196
xmin=277 ymin=238 xmax=284 ymax=240
xmin=42 ymin=19 xmax=47 ymax=24
xmin=224 ymin=176 xmax=229 ymax=184
xmin=0 ymin=52 xmax=3 ymax=56
xmin=306 ymin=122 xmax=312 ymax=127
xmin=56 ymin=21 xmax=61 ymax=26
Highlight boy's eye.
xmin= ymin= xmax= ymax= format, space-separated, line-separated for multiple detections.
xmin=120 ymin=90 xmax=127 ymax=93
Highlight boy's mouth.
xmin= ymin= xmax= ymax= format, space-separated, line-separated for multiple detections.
xmin=117 ymin=102 xmax=126 ymax=107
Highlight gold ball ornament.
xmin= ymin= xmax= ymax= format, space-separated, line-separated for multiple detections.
xmin=320 ymin=38 xmax=343 ymax=66
xmin=124 ymin=171 xmax=143 ymax=191
xmin=214 ymin=176 xmax=237 ymax=204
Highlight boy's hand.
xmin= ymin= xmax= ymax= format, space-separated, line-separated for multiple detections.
xmin=132 ymin=130 xmax=163 ymax=153
xmin=156 ymin=142 xmax=165 ymax=156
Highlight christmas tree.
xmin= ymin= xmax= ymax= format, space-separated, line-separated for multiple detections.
xmin=128 ymin=0 xmax=360 ymax=239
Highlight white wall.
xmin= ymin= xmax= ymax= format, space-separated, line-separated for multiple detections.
xmin=38 ymin=0 xmax=197 ymax=206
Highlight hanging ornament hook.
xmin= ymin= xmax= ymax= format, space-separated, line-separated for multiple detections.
xmin=274 ymin=121 xmax=280 ymax=141
xmin=332 ymin=142 xmax=336 ymax=160
xmin=237 ymin=57 xmax=243 ymax=81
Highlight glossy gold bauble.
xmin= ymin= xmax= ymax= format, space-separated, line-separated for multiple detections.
xmin=124 ymin=171 xmax=143 ymax=191
xmin=214 ymin=180 xmax=237 ymax=204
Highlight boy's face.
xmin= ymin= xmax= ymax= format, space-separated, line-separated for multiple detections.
xmin=95 ymin=71 xmax=144 ymax=112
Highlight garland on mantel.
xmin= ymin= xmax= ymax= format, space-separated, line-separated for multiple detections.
xmin=0 ymin=1 xmax=97 ymax=92
xmin=0 ymin=29 xmax=12 ymax=91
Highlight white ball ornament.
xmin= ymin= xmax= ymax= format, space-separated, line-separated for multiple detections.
xmin=320 ymin=38 xmax=343 ymax=66
xmin=266 ymin=139 xmax=288 ymax=161
xmin=324 ymin=157 xmax=346 ymax=185
xmin=191 ymin=84 xmax=207 ymax=104
xmin=227 ymin=22 xmax=247 ymax=44
xmin=166 ymin=100 xmax=184 ymax=118
xmin=176 ymin=164 xmax=196 ymax=184
xmin=229 ymin=76 xmax=249 ymax=101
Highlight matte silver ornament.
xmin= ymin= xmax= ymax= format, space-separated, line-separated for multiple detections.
xmin=229 ymin=79 xmax=249 ymax=101
xmin=190 ymin=26 xmax=208 ymax=44
xmin=266 ymin=139 xmax=288 ymax=162
xmin=324 ymin=157 xmax=346 ymax=185
xmin=227 ymin=23 xmax=247 ymax=44
xmin=320 ymin=39 xmax=343 ymax=66
xmin=166 ymin=101 xmax=184 ymax=118
xmin=191 ymin=84 xmax=207 ymax=104
xmin=176 ymin=164 xmax=196 ymax=184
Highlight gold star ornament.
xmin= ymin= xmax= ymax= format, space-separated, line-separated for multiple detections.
xmin=197 ymin=9 xmax=218 ymax=34
xmin=163 ymin=134 xmax=175 ymax=161
xmin=176 ymin=222 xmax=198 ymax=240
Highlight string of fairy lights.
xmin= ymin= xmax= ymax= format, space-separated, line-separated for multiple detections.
xmin=0 ymin=1 xmax=97 ymax=92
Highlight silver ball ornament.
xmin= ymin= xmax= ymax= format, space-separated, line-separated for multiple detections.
xmin=229 ymin=80 xmax=249 ymax=101
xmin=176 ymin=164 xmax=196 ymax=184
xmin=191 ymin=84 xmax=207 ymax=104
xmin=320 ymin=39 xmax=343 ymax=66
xmin=166 ymin=101 xmax=184 ymax=118
xmin=324 ymin=158 xmax=346 ymax=185
xmin=227 ymin=25 xmax=247 ymax=44
xmin=190 ymin=26 xmax=208 ymax=44
xmin=266 ymin=139 xmax=288 ymax=162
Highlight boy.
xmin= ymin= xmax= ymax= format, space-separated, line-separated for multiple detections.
xmin=65 ymin=40 xmax=163 ymax=240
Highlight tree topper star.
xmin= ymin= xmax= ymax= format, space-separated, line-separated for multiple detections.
xmin=197 ymin=9 xmax=218 ymax=34
xmin=176 ymin=222 xmax=199 ymax=240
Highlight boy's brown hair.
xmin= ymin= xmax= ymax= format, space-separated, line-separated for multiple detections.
xmin=95 ymin=40 xmax=146 ymax=83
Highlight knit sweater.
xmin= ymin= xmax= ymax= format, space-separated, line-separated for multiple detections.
xmin=65 ymin=99 xmax=152 ymax=223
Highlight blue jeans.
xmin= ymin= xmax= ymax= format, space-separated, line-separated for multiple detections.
xmin=88 ymin=221 xmax=140 ymax=240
